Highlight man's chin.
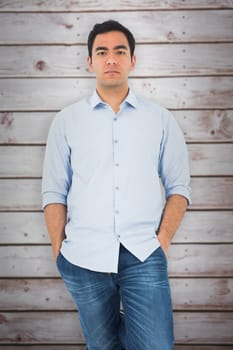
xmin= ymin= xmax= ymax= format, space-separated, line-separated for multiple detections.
xmin=102 ymin=80 xmax=124 ymax=88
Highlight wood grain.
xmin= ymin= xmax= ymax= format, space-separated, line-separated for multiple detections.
xmin=170 ymin=278 xmax=233 ymax=311
xmin=0 ymin=346 xmax=86 ymax=350
xmin=173 ymin=110 xmax=233 ymax=142
xmin=1 ymin=44 xmax=233 ymax=77
xmin=0 ymin=346 xmax=230 ymax=350
xmin=0 ymin=112 xmax=54 ymax=144
xmin=0 ymin=311 xmax=232 ymax=344
xmin=1 ymin=211 xmax=232 ymax=245
xmin=0 ymin=146 xmax=44 ymax=177
xmin=175 ymin=211 xmax=233 ymax=244
xmin=1 ymin=110 xmax=233 ymax=144
xmin=0 ymin=2 xmax=232 ymax=348
xmin=0 ymin=244 xmax=232 ymax=278
xmin=0 ymin=179 xmax=42 ymax=211
xmin=0 ymin=212 xmax=48 ymax=244
xmin=0 ymin=11 xmax=233 ymax=44
xmin=168 ymin=244 xmax=233 ymax=277
xmin=0 ymin=77 xmax=232 ymax=111
xmin=188 ymin=144 xmax=233 ymax=176
xmin=174 ymin=312 xmax=233 ymax=344
xmin=0 ymin=144 xmax=232 ymax=177
xmin=1 ymin=177 xmax=233 ymax=211
xmin=0 ymin=0 xmax=232 ymax=11
xmin=0 ymin=278 xmax=232 ymax=311
xmin=190 ymin=177 xmax=233 ymax=209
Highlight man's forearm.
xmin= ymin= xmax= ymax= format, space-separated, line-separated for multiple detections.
xmin=157 ymin=194 xmax=188 ymax=254
xmin=44 ymin=203 xmax=67 ymax=259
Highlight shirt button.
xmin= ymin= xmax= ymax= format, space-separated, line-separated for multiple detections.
xmin=115 ymin=210 xmax=119 ymax=214
xmin=114 ymin=118 xmax=117 ymax=121
xmin=115 ymin=186 xmax=119 ymax=190
xmin=114 ymin=140 xmax=118 ymax=143
xmin=115 ymin=163 xmax=119 ymax=167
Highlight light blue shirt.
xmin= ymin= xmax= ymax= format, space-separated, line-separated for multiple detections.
xmin=42 ymin=90 xmax=191 ymax=273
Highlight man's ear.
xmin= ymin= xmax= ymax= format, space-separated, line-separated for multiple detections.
xmin=130 ymin=55 xmax=136 ymax=71
xmin=87 ymin=56 xmax=93 ymax=72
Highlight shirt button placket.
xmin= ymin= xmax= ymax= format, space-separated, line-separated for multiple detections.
xmin=113 ymin=115 xmax=120 ymax=240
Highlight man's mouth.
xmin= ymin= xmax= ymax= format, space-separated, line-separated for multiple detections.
xmin=105 ymin=70 xmax=120 ymax=74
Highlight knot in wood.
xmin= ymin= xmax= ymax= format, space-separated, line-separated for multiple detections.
xmin=36 ymin=60 xmax=46 ymax=71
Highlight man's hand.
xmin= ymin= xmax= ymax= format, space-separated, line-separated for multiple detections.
xmin=44 ymin=203 xmax=67 ymax=260
xmin=157 ymin=232 xmax=170 ymax=256
xmin=157 ymin=194 xmax=188 ymax=256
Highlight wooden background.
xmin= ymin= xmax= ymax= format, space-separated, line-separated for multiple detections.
xmin=0 ymin=0 xmax=233 ymax=348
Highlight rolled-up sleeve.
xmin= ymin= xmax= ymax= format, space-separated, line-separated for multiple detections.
xmin=42 ymin=110 xmax=72 ymax=209
xmin=158 ymin=110 xmax=191 ymax=205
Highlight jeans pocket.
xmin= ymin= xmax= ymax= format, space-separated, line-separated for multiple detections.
xmin=56 ymin=251 xmax=64 ymax=274
xmin=159 ymin=246 xmax=168 ymax=265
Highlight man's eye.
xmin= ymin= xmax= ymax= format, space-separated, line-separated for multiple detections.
xmin=117 ymin=51 xmax=126 ymax=55
xmin=97 ymin=51 xmax=106 ymax=56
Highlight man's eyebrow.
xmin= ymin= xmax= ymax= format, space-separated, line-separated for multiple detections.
xmin=95 ymin=46 xmax=108 ymax=52
xmin=114 ymin=45 xmax=128 ymax=50
xmin=95 ymin=45 xmax=128 ymax=52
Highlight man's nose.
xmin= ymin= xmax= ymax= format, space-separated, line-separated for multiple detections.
xmin=106 ymin=56 xmax=117 ymax=65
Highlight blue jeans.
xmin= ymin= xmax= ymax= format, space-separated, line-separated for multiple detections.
xmin=56 ymin=244 xmax=174 ymax=350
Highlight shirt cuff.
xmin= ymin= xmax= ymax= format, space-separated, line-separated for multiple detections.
xmin=166 ymin=186 xmax=192 ymax=205
xmin=42 ymin=192 xmax=67 ymax=209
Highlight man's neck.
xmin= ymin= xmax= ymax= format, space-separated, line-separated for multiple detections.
xmin=96 ymin=85 xmax=129 ymax=113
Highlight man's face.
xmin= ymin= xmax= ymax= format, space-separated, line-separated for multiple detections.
xmin=87 ymin=31 xmax=136 ymax=90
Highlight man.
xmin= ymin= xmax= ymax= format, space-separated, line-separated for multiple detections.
xmin=42 ymin=20 xmax=191 ymax=350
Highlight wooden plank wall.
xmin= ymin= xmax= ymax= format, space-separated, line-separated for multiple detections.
xmin=0 ymin=0 xmax=233 ymax=348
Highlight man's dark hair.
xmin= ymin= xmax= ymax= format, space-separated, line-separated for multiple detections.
xmin=88 ymin=20 xmax=135 ymax=59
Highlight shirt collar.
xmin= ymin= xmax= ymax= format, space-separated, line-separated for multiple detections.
xmin=89 ymin=89 xmax=138 ymax=110
xmin=124 ymin=89 xmax=138 ymax=109
xmin=89 ymin=90 xmax=105 ymax=109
